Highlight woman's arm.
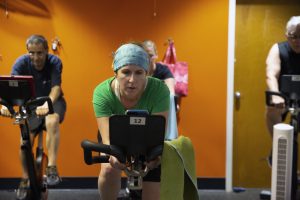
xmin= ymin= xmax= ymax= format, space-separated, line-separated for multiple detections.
xmin=96 ymin=117 xmax=110 ymax=144
xmin=96 ymin=116 xmax=126 ymax=169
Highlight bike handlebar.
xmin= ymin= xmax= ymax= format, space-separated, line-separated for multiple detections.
xmin=265 ymin=90 xmax=289 ymax=107
xmin=81 ymin=139 xmax=164 ymax=165
xmin=0 ymin=96 xmax=54 ymax=117
xmin=147 ymin=145 xmax=163 ymax=162
xmin=81 ymin=140 xmax=126 ymax=164
xmin=25 ymin=96 xmax=54 ymax=115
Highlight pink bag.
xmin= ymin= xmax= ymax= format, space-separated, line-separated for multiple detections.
xmin=160 ymin=41 xmax=188 ymax=96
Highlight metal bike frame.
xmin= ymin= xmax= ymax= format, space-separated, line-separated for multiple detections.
xmin=266 ymin=91 xmax=299 ymax=200
xmin=288 ymin=100 xmax=299 ymax=200
xmin=18 ymin=108 xmax=47 ymax=200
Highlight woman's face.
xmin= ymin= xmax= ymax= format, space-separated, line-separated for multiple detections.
xmin=116 ymin=65 xmax=147 ymax=100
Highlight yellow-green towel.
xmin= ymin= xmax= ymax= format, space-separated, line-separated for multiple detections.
xmin=160 ymin=136 xmax=199 ymax=200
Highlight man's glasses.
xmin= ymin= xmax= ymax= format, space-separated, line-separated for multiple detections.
xmin=287 ymin=33 xmax=300 ymax=40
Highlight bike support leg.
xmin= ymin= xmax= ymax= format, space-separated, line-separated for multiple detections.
xmin=291 ymin=136 xmax=298 ymax=200
xmin=20 ymin=123 xmax=41 ymax=200
xmin=21 ymin=143 xmax=41 ymax=200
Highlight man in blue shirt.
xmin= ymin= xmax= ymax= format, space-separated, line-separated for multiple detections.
xmin=1 ymin=35 xmax=66 ymax=199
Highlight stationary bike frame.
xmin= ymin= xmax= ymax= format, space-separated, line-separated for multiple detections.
xmin=0 ymin=97 xmax=53 ymax=200
xmin=266 ymin=90 xmax=299 ymax=200
xmin=81 ymin=111 xmax=165 ymax=200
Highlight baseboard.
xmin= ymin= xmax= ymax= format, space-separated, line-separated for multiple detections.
xmin=0 ymin=177 xmax=225 ymax=190
xmin=197 ymin=177 xmax=225 ymax=189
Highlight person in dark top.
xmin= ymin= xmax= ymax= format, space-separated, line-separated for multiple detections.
xmin=152 ymin=62 xmax=174 ymax=82
xmin=143 ymin=40 xmax=179 ymax=139
xmin=143 ymin=40 xmax=175 ymax=95
xmin=266 ymin=16 xmax=300 ymax=137
xmin=0 ymin=35 xmax=66 ymax=198
xmin=265 ymin=16 xmax=300 ymax=200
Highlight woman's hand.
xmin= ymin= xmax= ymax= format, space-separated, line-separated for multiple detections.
xmin=109 ymin=155 xmax=126 ymax=170
xmin=145 ymin=156 xmax=161 ymax=170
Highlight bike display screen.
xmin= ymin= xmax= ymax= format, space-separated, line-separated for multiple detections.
xmin=280 ymin=75 xmax=300 ymax=98
xmin=109 ymin=114 xmax=165 ymax=156
xmin=0 ymin=75 xmax=35 ymax=106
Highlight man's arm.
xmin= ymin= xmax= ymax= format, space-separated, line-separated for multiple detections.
xmin=49 ymin=55 xmax=63 ymax=104
xmin=1 ymin=57 xmax=25 ymax=116
xmin=35 ymin=85 xmax=61 ymax=116
xmin=266 ymin=43 xmax=284 ymax=105
xmin=266 ymin=43 xmax=281 ymax=92
xmin=49 ymin=85 xmax=61 ymax=104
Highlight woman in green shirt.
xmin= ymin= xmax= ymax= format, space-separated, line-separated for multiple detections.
xmin=93 ymin=43 xmax=169 ymax=200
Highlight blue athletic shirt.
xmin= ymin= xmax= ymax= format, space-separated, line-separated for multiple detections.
xmin=11 ymin=54 xmax=63 ymax=97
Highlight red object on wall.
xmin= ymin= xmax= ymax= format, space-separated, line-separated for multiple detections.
xmin=160 ymin=41 xmax=188 ymax=97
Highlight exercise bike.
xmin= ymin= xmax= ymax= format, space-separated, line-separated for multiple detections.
xmin=0 ymin=75 xmax=53 ymax=200
xmin=264 ymin=74 xmax=300 ymax=200
xmin=81 ymin=110 xmax=165 ymax=200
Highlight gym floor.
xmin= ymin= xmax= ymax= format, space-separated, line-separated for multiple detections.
xmin=0 ymin=188 xmax=268 ymax=200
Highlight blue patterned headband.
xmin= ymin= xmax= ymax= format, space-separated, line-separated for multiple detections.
xmin=113 ymin=43 xmax=149 ymax=72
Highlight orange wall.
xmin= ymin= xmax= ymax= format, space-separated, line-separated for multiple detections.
xmin=0 ymin=0 xmax=228 ymax=178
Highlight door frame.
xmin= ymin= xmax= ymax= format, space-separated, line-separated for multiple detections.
xmin=226 ymin=0 xmax=236 ymax=192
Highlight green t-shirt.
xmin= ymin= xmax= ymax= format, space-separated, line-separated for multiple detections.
xmin=93 ymin=77 xmax=170 ymax=117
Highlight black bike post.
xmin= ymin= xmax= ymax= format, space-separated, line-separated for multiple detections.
xmin=291 ymin=133 xmax=298 ymax=200
xmin=20 ymin=120 xmax=41 ymax=200
xmin=291 ymin=103 xmax=298 ymax=200
xmin=264 ymin=90 xmax=298 ymax=200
